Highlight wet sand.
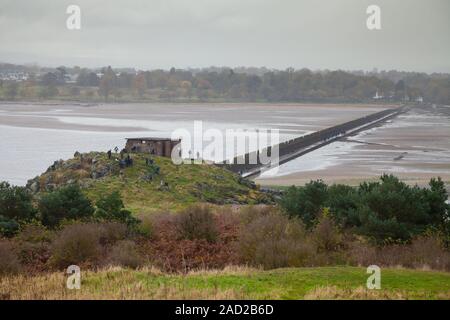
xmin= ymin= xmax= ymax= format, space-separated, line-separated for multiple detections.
xmin=0 ymin=102 xmax=393 ymax=134
xmin=256 ymin=105 xmax=450 ymax=187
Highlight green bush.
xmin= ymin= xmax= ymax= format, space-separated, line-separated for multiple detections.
xmin=95 ymin=191 xmax=138 ymax=226
xmin=0 ymin=216 xmax=20 ymax=237
xmin=279 ymin=180 xmax=328 ymax=227
xmin=38 ymin=185 xmax=95 ymax=227
xmin=279 ymin=175 xmax=450 ymax=243
xmin=0 ymin=182 xmax=36 ymax=220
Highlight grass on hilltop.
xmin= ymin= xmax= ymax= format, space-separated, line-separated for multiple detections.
xmin=30 ymin=152 xmax=271 ymax=214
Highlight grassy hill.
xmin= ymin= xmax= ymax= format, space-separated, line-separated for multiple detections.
xmin=2 ymin=266 xmax=449 ymax=300
xmin=26 ymin=152 xmax=272 ymax=213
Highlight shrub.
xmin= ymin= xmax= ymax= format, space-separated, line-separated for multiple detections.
xmin=0 ymin=240 xmax=21 ymax=275
xmin=0 ymin=182 xmax=36 ymax=236
xmin=0 ymin=215 xmax=20 ymax=237
xmin=136 ymin=214 xmax=155 ymax=239
xmin=237 ymin=212 xmax=314 ymax=269
xmin=139 ymin=210 xmax=238 ymax=272
xmin=174 ymin=205 xmax=218 ymax=243
xmin=16 ymin=222 xmax=52 ymax=243
xmin=278 ymin=180 xmax=328 ymax=227
xmin=348 ymin=235 xmax=450 ymax=271
xmin=407 ymin=235 xmax=450 ymax=270
xmin=425 ymin=178 xmax=450 ymax=229
xmin=0 ymin=181 xmax=36 ymax=221
xmin=278 ymin=175 xmax=450 ymax=242
xmin=214 ymin=206 xmax=241 ymax=242
xmin=95 ymin=191 xmax=138 ymax=226
xmin=49 ymin=223 xmax=102 ymax=268
xmin=355 ymin=175 xmax=449 ymax=242
xmin=14 ymin=223 xmax=52 ymax=269
xmin=238 ymin=205 xmax=276 ymax=225
xmin=107 ymin=240 xmax=142 ymax=268
xmin=326 ymin=184 xmax=360 ymax=228
xmin=312 ymin=211 xmax=344 ymax=252
xmin=97 ymin=222 xmax=129 ymax=245
xmin=356 ymin=207 xmax=411 ymax=243
xmin=38 ymin=185 xmax=95 ymax=227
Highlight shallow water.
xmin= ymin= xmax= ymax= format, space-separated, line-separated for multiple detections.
xmin=259 ymin=105 xmax=450 ymax=184
xmin=0 ymin=102 xmax=385 ymax=185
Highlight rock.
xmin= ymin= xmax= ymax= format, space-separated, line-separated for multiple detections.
xmin=92 ymin=155 xmax=100 ymax=164
xmin=66 ymin=162 xmax=81 ymax=170
xmin=195 ymin=182 xmax=210 ymax=191
xmin=224 ymin=199 xmax=240 ymax=205
xmin=79 ymin=180 xmax=92 ymax=189
xmin=141 ymin=174 xmax=153 ymax=182
xmin=43 ymin=175 xmax=53 ymax=186
xmin=46 ymin=183 xmax=57 ymax=192
xmin=238 ymin=177 xmax=256 ymax=189
xmin=90 ymin=164 xmax=111 ymax=180
xmin=28 ymin=180 xmax=40 ymax=193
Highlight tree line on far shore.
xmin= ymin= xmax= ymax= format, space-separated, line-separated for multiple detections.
xmin=1 ymin=64 xmax=449 ymax=104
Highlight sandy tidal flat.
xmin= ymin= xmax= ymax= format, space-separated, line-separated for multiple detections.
xmin=257 ymin=105 xmax=450 ymax=187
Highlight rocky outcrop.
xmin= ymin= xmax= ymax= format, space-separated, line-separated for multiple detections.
xmin=26 ymin=152 xmax=118 ymax=193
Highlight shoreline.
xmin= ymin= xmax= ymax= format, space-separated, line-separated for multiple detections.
xmin=0 ymin=99 xmax=401 ymax=108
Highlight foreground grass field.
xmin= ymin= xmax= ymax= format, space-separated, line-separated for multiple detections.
xmin=1 ymin=267 xmax=449 ymax=300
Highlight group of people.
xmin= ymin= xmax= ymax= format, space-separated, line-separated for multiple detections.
xmin=119 ymin=155 xmax=134 ymax=169
xmin=106 ymin=147 xmax=120 ymax=160
xmin=105 ymin=147 xmax=135 ymax=169
xmin=104 ymin=146 xmax=170 ymax=190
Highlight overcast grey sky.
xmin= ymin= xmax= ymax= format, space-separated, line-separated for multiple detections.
xmin=0 ymin=0 xmax=449 ymax=72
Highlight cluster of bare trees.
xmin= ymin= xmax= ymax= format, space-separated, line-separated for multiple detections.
xmin=1 ymin=64 xmax=449 ymax=104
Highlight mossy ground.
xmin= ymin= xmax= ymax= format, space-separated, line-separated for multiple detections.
xmin=32 ymin=152 xmax=270 ymax=214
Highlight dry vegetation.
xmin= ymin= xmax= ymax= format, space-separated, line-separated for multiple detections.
xmin=1 ymin=266 xmax=449 ymax=300
xmin=2 ymin=166 xmax=450 ymax=300
xmin=2 ymin=205 xmax=450 ymax=277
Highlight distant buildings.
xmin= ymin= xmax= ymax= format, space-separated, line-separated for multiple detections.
xmin=0 ymin=71 xmax=80 ymax=84
xmin=373 ymin=91 xmax=384 ymax=100
xmin=372 ymin=89 xmax=425 ymax=104
xmin=65 ymin=74 xmax=78 ymax=84
xmin=0 ymin=72 xmax=30 ymax=82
